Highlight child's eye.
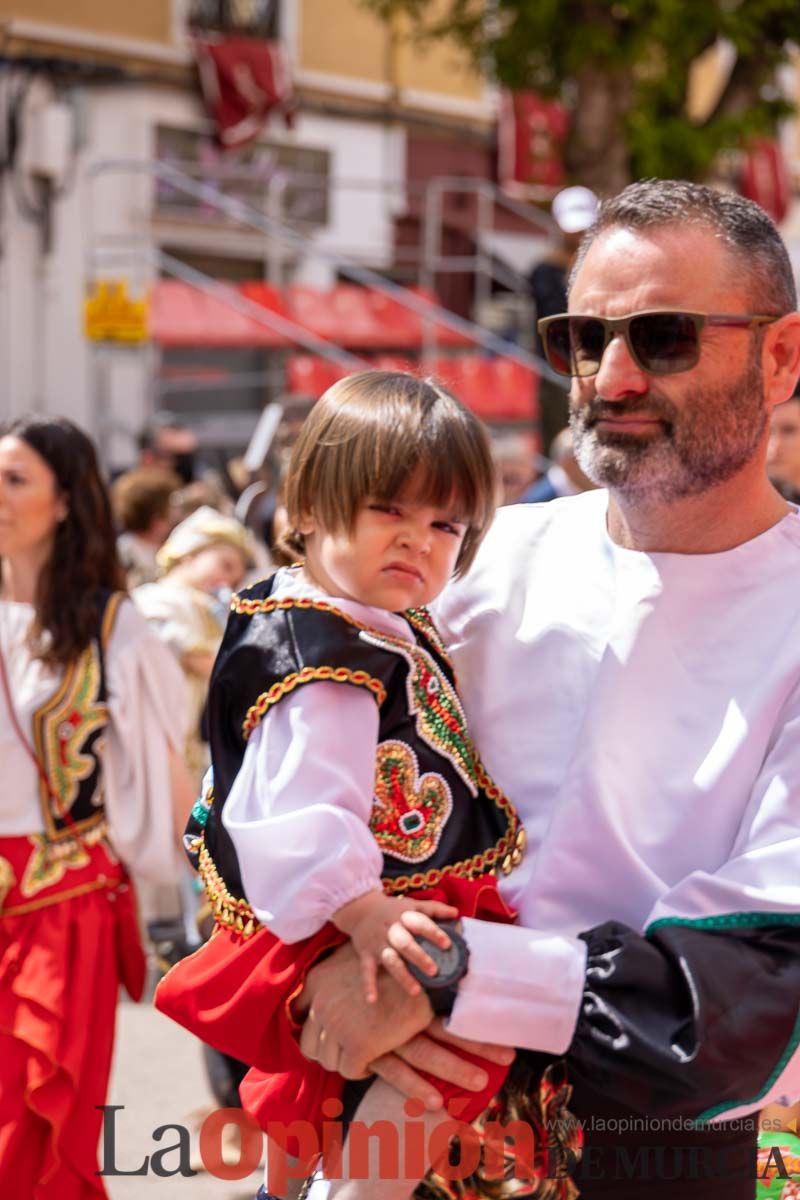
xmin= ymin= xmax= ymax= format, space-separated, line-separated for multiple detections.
xmin=369 ymin=503 xmax=401 ymax=516
xmin=434 ymin=521 xmax=464 ymax=536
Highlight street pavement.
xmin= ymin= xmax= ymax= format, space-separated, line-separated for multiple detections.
xmin=106 ymin=994 xmax=264 ymax=1200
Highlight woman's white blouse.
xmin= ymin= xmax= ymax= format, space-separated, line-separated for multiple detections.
xmin=0 ymin=597 xmax=190 ymax=881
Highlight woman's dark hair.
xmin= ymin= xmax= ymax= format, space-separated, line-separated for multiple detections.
xmin=0 ymin=416 xmax=126 ymax=665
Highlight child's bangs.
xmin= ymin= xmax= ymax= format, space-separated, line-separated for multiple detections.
xmin=393 ymin=449 xmax=480 ymax=524
xmin=293 ymin=371 xmax=495 ymax=557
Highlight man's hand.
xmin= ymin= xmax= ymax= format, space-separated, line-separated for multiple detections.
xmin=297 ymin=941 xmax=433 ymax=1079
xmin=297 ymin=943 xmax=516 ymax=1111
xmin=371 ymin=1019 xmax=516 ymax=1110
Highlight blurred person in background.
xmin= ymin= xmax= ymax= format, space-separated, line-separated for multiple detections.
xmin=530 ymin=186 xmax=600 ymax=341
xmin=490 ymin=428 xmax=542 ymax=504
xmin=520 ymin=426 xmax=595 ymax=502
xmin=133 ymin=506 xmax=257 ymax=783
xmin=138 ymin=412 xmax=199 ymax=485
xmin=233 ymin=396 xmax=316 ymax=557
xmin=172 ymin=476 xmax=236 ymax=521
xmin=531 ymin=186 xmax=599 ymax=451
xmin=766 ymin=383 xmax=800 ymax=503
xmin=112 ymin=466 xmax=181 ymax=588
xmin=0 ymin=416 xmax=191 ymax=1199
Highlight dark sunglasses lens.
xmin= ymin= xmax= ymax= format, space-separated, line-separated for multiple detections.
xmin=570 ymin=317 xmax=608 ymax=377
xmin=629 ymin=313 xmax=699 ymax=374
xmin=543 ymin=319 xmax=574 ymax=376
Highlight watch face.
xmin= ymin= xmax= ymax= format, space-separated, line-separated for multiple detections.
xmin=408 ymin=921 xmax=468 ymax=988
xmin=422 ymin=938 xmax=462 ymax=979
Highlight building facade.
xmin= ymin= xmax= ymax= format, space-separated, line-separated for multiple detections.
xmin=0 ymin=0 xmax=502 ymax=462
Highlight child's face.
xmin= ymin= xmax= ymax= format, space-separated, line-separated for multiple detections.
xmin=301 ymin=493 xmax=466 ymax=611
xmin=180 ymin=543 xmax=249 ymax=594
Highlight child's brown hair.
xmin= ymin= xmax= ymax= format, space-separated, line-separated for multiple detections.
xmin=281 ymin=371 xmax=496 ymax=577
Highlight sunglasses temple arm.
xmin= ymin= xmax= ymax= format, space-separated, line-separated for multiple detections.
xmin=706 ymin=315 xmax=778 ymax=328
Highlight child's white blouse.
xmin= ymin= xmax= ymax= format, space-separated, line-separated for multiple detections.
xmin=221 ymin=568 xmax=416 ymax=942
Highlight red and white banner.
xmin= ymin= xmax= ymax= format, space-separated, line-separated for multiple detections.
xmin=192 ymin=35 xmax=294 ymax=151
xmin=739 ymin=137 xmax=791 ymax=225
xmin=498 ymin=91 xmax=568 ymax=198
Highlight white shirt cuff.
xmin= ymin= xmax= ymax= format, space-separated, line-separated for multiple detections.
xmin=446 ymin=918 xmax=587 ymax=1055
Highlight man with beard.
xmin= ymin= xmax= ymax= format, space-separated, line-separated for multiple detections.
xmin=274 ymin=182 xmax=800 ymax=1200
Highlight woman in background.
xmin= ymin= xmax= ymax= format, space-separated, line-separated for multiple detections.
xmin=0 ymin=416 xmax=192 ymax=1199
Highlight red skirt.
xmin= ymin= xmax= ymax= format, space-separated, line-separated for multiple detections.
xmin=156 ymin=874 xmax=515 ymax=1155
xmin=0 ymin=834 xmax=144 ymax=1199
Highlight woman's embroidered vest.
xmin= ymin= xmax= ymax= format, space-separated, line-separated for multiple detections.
xmin=31 ymin=591 xmax=124 ymax=844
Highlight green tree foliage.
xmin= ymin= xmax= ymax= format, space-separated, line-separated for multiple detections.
xmin=363 ymin=0 xmax=797 ymax=192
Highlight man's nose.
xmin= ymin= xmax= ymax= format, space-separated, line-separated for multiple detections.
xmin=593 ymin=333 xmax=649 ymax=400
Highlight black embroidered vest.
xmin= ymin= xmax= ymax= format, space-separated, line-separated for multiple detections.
xmin=190 ymin=578 xmax=525 ymax=933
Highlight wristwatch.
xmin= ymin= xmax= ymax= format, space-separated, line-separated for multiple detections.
xmin=406 ymin=919 xmax=470 ymax=1016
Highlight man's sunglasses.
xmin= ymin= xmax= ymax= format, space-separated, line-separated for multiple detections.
xmin=537 ymin=310 xmax=779 ymax=378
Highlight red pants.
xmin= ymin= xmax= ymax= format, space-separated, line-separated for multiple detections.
xmin=0 ymin=836 xmax=141 ymax=1198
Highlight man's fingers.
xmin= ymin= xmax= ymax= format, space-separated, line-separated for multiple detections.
xmin=394 ymin=1033 xmax=490 ymax=1092
xmin=300 ymin=1010 xmax=342 ymax=1073
xmin=299 ymin=1008 xmax=321 ymax=1061
xmin=427 ymin=1016 xmax=516 ymax=1066
xmin=370 ymin=1052 xmax=444 ymax=1111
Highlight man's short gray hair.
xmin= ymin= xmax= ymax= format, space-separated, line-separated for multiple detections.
xmin=570 ymin=179 xmax=797 ymax=315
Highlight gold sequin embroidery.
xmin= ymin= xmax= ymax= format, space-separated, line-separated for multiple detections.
xmin=243 ymin=667 xmax=386 ymax=739
xmin=371 ymin=741 xmax=453 ymax=863
xmin=0 ymin=858 xmax=16 ymax=909
xmin=19 ymin=821 xmax=110 ymax=899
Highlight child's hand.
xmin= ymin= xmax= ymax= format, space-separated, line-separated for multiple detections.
xmin=382 ymin=906 xmax=461 ymax=995
xmin=333 ymin=892 xmax=458 ymax=1003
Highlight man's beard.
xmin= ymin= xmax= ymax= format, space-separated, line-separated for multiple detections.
xmin=569 ymin=346 xmax=767 ymax=504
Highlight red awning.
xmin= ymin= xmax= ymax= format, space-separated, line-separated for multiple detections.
xmin=286 ymin=353 xmax=539 ymax=422
xmin=151 ymin=282 xmax=477 ymax=353
xmin=284 ymin=285 xmax=472 ymax=350
xmin=150 ymin=280 xmax=291 ymax=348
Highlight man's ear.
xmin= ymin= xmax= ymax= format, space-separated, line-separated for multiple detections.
xmin=763 ymin=313 xmax=800 ymax=411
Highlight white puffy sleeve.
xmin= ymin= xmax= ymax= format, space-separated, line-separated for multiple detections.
xmin=222 ymin=680 xmax=383 ymax=943
xmin=103 ymin=598 xmax=191 ymax=882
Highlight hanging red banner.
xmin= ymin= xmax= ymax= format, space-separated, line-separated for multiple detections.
xmin=498 ymin=91 xmax=568 ymax=198
xmin=192 ymin=35 xmax=294 ymax=151
xmin=739 ymin=137 xmax=791 ymax=225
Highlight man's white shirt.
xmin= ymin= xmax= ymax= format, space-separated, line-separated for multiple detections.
xmin=432 ymin=490 xmax=800 ymax=1107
